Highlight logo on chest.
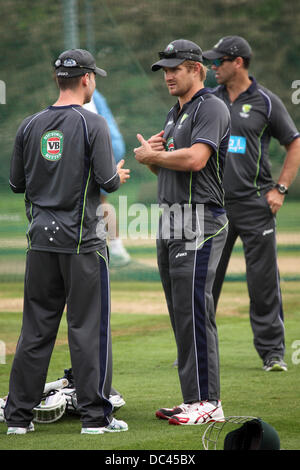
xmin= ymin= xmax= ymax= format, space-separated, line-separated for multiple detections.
xmin=177 ymin=113 xmax=189 ymax=129
xmin=239 ymin=104 xmax=252 ymax=119
xmin=166 ymin=137 xmax=175 ymax=151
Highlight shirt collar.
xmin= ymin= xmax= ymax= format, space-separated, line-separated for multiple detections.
xmin=219 ymin=75 xmax=257 ymax=97
xmin=191 ymin=87 xmax=213 ymax=99
xmin=247 ymin=76 xmax=257 ymax=93
xmin=173 ymin=87 xmax=212 ymax=113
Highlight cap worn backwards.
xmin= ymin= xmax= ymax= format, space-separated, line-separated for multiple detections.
xmin=202 ymin=36 xmax=252 ymax=61
xmin=54 ymin=48 xmax=107 ymax=78
xmin=151 ymin=39 xmax=203 ymax=72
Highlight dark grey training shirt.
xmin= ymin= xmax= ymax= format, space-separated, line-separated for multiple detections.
xmin=157 ymin=88 xmax=231 ymax=207
xmin=213 ymin=77 xmax=300 ymax=201
xmin=10 ymin=104 xmax=120 ymax=254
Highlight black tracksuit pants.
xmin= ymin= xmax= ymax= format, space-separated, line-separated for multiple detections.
xmin=157 ymin=206 xmax=228 ymax=403
xmin=212 ymin=194 xmax=285 ymax=362
xmin=5 ymin=248 xmax=113 ymax=428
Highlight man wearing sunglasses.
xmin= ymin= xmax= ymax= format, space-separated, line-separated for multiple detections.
xmin=134 ymin=39 xmax=230 ymax=426
xmin=203 ymin=36 xmax=300 ymax=372
xmin=5 ymin=49 xmax=130 ymax=435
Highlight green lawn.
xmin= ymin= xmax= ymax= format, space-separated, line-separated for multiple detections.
xmin=0 ymin=281 xmax=299 ymax=451
xmin=0 ymin=193 xmax=299 ymax=451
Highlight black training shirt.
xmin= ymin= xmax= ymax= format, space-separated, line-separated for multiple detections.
xmin=9 ymin=104 xmax=120 ymax=253
xmin=213 ymin=77 xmax=300 ymax=200
xmin=157 ymin=88 xmax=231 ymax=207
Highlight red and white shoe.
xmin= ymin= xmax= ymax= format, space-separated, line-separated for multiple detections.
xmin=168 ymin=400 xmax=225 ymax=426
xmin=156 ymin=403 xmax=191 ymax=420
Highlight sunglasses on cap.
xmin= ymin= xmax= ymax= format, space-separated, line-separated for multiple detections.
xmin=158 ymin=49 xmax=201 ymax=61
xmin=55 ymin=58 xmax=95 ymax=71
xmin=211 ymin=57 xmax=237 ymax=67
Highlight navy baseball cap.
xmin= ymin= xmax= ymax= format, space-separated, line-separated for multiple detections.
xmin=152 ymin=39 xmax=203 ymax=71
xmin=202 ymin=36 xmax=252 ymax=60
xmin=54 ymin=49 xmax=107 ymax=78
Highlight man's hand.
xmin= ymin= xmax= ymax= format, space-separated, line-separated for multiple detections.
xmin=148 ymin=130 xmax=166 ymax=151
xmin=265 ymin=188 xmax=285 ymax=214
xmin=117 ymin=159 xmax=130 ymax=184
xmin=134 ymin=134 xmax=157 ymax=165
xmin=134 ymin=133 xmax=212 ymax=172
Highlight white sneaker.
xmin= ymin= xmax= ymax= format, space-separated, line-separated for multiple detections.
xmin=81 ymin=418 xmax=128 ymax=434
xmin=109 ymin=393 xmax=126 ymax=410
xmin=7 ymin=422 xmax=35 ymax=435
xmin=81 ymin=427 xmax=105 ymax=435
xmin=156 ymin=403 xmax=190 ymax=420
xmin=109 ymin=239 xmax=131 ymax=267
xmin=103 ymin=417 xmax=128 ymax=432
xmin=263 ymin=358 xmax=288 ymax=372
xmin=168 ymin=401 xmax=225 ymax=426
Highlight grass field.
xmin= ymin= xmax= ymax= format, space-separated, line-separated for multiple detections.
xmin=0 ymin=196 xmax=299 ymax=452
xmin=0 ymin=280 xmax=299 ymax=451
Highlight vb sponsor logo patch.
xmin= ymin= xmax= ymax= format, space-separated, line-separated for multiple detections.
xmin=41 ymin=130 xmax=63 ymax=161
xmin=166 ymin=137 xmax=175 ymax=151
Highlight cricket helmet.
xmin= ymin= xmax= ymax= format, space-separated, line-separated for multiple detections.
xmin=33 ymin=390 xmax=67 ymax=424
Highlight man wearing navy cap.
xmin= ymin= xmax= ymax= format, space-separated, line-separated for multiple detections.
xmin=134 ymin=39 xmax=230 ymax=426
xmin=203 ymin=36 xmax=300 ymax=372
xmin=5 ymin=49 xmax=129 ymax=435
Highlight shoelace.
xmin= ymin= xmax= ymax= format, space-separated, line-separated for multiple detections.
xmin=180 ymin=402 xmax=202 ymax=412
xmin=181 ymin=401 xmax=218 ymax=413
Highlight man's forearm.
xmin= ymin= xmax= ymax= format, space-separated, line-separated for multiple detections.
xmin=134 ymin=134 xmax=212 ymax=172
xmin=142 ymin=144 xmax=211 ymax=172
xmin=265 ymin=137 xmax=300 ymax=214
xmin=277 ymin=137 xmax=300 ymax=187
xmin=146 ymin=148 xmax=195 ymax=171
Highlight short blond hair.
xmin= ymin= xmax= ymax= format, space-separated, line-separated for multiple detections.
xmin=184 ymin=60 xmax=207 ymax=82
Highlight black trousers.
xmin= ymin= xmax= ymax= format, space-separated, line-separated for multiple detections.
xmin=157 ymin=206 xmax=228 ymax=403
xmin=5 ymin=248 xmax=113 ymax=428
xmin=212 ymin=195 xmax=285 ymax=362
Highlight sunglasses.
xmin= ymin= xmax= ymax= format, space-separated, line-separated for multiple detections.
xmin=211 ymin=57 xmax=237 ymax=67
xmin=158 ymin=49 xmax=201 ymax=61
xmin=54 ymin=58 xmax=95 ymax=71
